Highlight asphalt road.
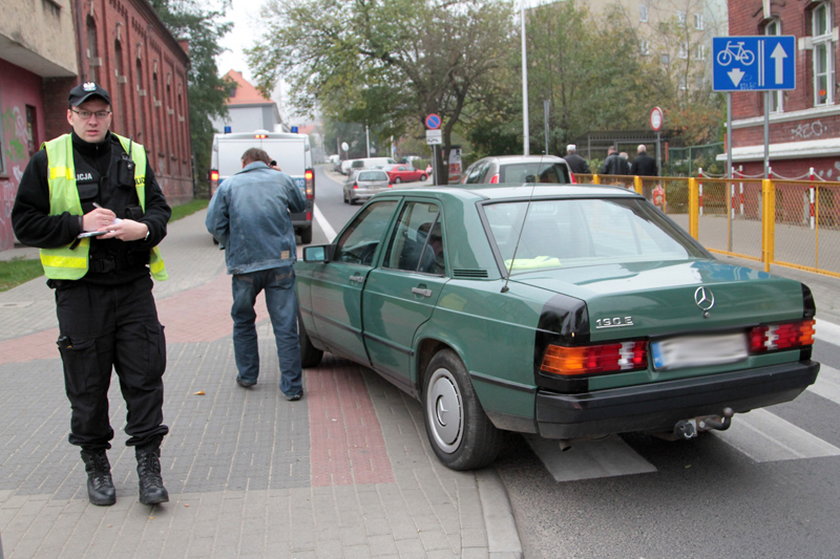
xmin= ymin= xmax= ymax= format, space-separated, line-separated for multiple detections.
xmin=312 ymin=166 xmax=840 ymax=559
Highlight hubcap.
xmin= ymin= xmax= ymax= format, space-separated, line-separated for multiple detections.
xmin=426 ymin=368 xmax=463 ymax=453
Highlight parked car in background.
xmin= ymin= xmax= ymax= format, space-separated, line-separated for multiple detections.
xmin=386 ymin=164 xmax=428 ymax=183
xmin=343 ymin=169 xmax=391 ymax=204
xmin=340 ymin=159 xmax=359 ymax=175
xmin=296 ymin=184 xmax=819 ymax=470
xmin=460 ymin=154 xmax=573 ymax=185
xmin=328 ymin=154 xmax=341 ymax=172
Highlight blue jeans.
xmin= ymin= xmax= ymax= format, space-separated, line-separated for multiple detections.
xmin=231 ymin=267 xmax=302 ymax=395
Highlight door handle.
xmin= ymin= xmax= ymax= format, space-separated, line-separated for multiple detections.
xmin=411 ymin=287 xmax=432 ymax=297
xmin=349 ymin=274 xmax=365 ymax=284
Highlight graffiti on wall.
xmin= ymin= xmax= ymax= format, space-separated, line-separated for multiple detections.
xmin=1 ymin=105 xmax=31 ymax=250
xmin=789 ymin=119 xmax=834 ymax=140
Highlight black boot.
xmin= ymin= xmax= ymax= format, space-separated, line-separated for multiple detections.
xmin=80 ymin=449 xmax=116 ymax=506
xmin=136 ymin=440 xmax=169 ymax=505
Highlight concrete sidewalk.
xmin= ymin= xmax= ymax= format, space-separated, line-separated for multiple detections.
xmin=0 ymin=211 xmax=522 ymax=559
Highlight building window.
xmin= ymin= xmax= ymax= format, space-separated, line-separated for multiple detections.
xmin=86 ymin=16 xmax=98 ymax=82
xmin=660 ymin=53 xmax=670 ymax=66
xmin=695 ymin=44 xmax=706 ymax=60
xmin=765 ymin=18 xmax=783 ymax=112
xmin=136 ymin=58 xmax=146 ymax=144
xmin=640 ymin=40 xmax=650 ymax=56
xmin=114 ymin=40 xmax=125 ymax=132
xmin=25 ymin=105 xmax=37 ymax=157
xmin=694 ymin=13 xmax=704 ymax=30
xmin=677 ymin=11 xmax=686 ymax=27
xmin=812 ymin=1 xmax=834 ymax=106
xmin=640 ymin=5 xmax=648 ymax=23
xmin=678 ymin=42 xmax=688 ymax=59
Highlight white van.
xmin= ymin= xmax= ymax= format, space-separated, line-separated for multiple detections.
xmin=355 ymin=157 xmax=396 ymax=170
xmin=210 ymin=130 xmax=315 ymax=243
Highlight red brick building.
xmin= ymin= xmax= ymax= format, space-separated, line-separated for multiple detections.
xmin=0 ymin=0 xmax=192 ymax=250
xmin=727 ymin=0 xmax=839 ymax=179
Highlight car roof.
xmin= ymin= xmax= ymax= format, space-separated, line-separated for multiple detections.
xmin=369 ymin=183 xmax=641 ymax=202
xmin=479 ymin=155 xmax=569 ymax=164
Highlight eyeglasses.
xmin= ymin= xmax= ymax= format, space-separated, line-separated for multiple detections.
xmin=71 ymin=109 xmax=112 ymax=120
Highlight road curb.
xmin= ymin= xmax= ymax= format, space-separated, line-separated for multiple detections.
xmin=476 ymin=468 xmax=523 ymax=558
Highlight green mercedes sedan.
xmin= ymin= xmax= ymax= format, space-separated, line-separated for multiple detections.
xmin=295 ymin=185 xmax=819 ymax=470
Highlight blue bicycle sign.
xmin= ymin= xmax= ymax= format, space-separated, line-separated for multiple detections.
xmin=713 ymin=36 xmax=795 ymax=91
xmin=716 ymin=40 xmax=756 ymax=66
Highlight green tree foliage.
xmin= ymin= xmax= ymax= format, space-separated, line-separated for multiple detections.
xmin=147 ymin=0 xmax=233 ymax=196
xmin=468 ymin=2 xmax=667 ymax=157
xmin=249 ymin=0 xmax=516 ymax=181
xmin=649 ymin=14 xmax=725 ymax=146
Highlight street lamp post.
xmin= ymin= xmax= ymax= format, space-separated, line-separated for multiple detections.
xmin=521 ymin=1 xmax=529 ymax=156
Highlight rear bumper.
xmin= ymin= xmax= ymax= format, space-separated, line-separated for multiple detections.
xmin=535 ymin=361 xmax=820 ymax=439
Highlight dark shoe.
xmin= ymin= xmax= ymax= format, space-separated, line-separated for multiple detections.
xmin=283 ymin=391 xmax=303 ymax=401
xmin=80 ymin=449 xmax=116 ymax=506
xmin=136 ymin=443 xmax=169 ymax=506
xmin=236 ymin=376 xmax=256 ymax=388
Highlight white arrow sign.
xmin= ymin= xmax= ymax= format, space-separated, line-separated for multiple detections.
xmin=771 ymin=43 xmax=788 ymax=85
xmin=728 ymin=67 xmax=745 ymax=87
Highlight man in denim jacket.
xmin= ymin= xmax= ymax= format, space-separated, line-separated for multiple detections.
xmin=205 ymin=148 xmax=306 ymax=399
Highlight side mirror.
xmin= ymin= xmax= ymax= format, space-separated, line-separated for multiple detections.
xmin=303 ymin=245 xmax=334 ymax=263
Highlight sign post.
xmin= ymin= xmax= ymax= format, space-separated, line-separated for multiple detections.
xmin=713 ymin=36 xmax=796 ymax=178
xmin=649 ymin=106 xmax=663 ymax=177
xmin=425 ymin=113 xmax=442 ymax=185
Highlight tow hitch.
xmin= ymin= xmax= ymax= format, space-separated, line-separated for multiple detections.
xmin=673 ymin=407 xmax=734 ymax=440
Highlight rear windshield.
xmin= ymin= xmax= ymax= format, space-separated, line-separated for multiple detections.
xmin=483 ymin=197 xmax=708 ymax=272
xmin=358 ymin=171 xmax=388 ymax=181
xmin=499 ymin=162 xmax=570 ymax=184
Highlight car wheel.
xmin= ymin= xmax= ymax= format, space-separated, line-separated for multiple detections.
xmin=298 ymin=312 xmax=323 ymax=368
xmin=394 ymin=177 xmax=402 ymax=184
xmin=420 ymin=174 xmax=427 ymax=181
xmin=422 ymin=349 xmax=501 ymax=470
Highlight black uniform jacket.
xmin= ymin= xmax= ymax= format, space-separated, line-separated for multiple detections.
xmin=11 ymin=131 xmax=171 ymax=285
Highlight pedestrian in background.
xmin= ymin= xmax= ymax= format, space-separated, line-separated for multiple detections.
xmin=601 ymin=145 xmax=630 ymax=175
xmin=630 ymin=144 xmax=659 ymax=176
xmin=563 ymin=144 xmax=590 ymax=174
xmin=205 ymin=147 xmax=306 ymax=401
xmin=11 ymin=82 xmax=171 ymax=507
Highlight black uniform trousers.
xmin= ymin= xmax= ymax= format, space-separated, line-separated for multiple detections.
xmin=54 ymin=275 xmax=168 ymax=450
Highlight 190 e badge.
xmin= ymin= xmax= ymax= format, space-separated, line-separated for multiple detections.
xmin=595 ymin=316 xmax=634 ymax=329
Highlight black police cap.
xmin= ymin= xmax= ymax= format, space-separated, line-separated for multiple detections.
xmin=68 ymin=82 xmax=112 ymax=107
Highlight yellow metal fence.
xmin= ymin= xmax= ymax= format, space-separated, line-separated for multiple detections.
xmin=576 ymin=173 xmax=840 ymax=278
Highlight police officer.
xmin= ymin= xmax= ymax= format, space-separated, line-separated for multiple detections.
xmin=12 ymin=82 xmax=171 ymax=506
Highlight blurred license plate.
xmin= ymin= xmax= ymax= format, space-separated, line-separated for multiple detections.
xmin=651 ymin=332 xmax=747 ymax=370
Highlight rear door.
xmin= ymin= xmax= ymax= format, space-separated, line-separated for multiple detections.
xmin=363 ymin=200 xmax=448 ymax=391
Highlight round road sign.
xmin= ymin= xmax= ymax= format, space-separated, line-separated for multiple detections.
xmin=425 ymin=113 xmax=441 ymax=130
xmin=650 ymin=106 xmax=664 ymax=131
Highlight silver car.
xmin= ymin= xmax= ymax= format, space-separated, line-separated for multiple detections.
xmin=460 ymin=154 xmax=573 ymax=185
xmin=343 ymin=169 xmax=391 ymax=204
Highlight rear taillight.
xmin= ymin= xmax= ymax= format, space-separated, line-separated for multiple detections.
xmin=749 ymin=320 xmax=815 ymax=353
xmin=570 ymin=172 xmax=577 ymax=184
xmin=209 ymin=169 xmax=220 ymax=195
xmin=352 ymin=182 xmax=359 ymax=189
xmin=489 ymin=174 xmax=499 ymax=184
xmin=304 ymin=168 xmax=315 ymax=199
xmin=540 ymin=341 xmax=647 ymax=376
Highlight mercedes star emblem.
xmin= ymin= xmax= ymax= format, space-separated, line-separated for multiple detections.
xmin=694 ymin=286 xmax=715 ymax=312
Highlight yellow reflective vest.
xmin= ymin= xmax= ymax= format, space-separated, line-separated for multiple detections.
xmin=40 ymin=133 xmax=168 ymax=281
